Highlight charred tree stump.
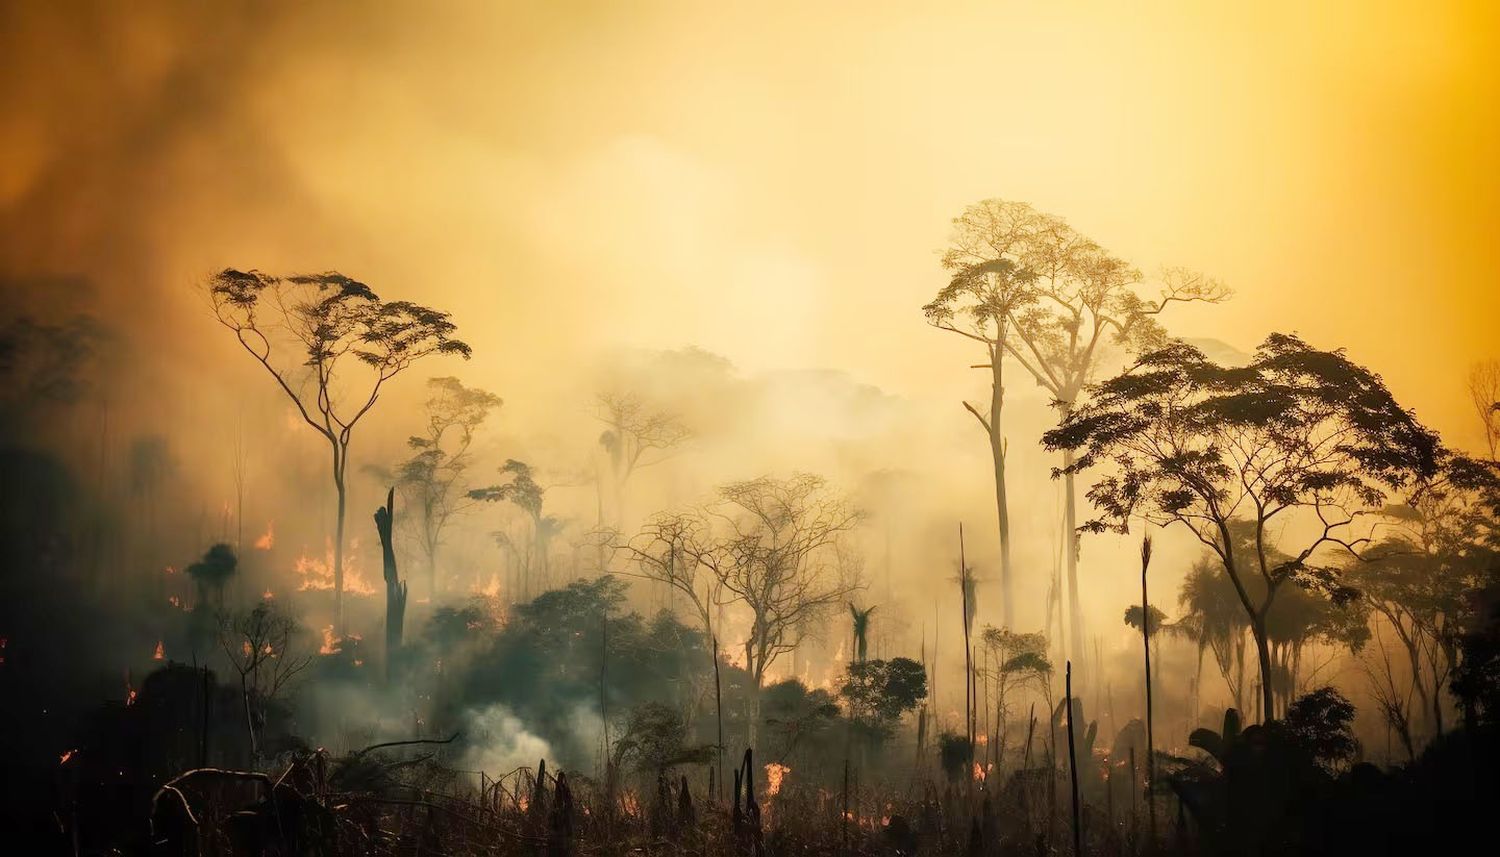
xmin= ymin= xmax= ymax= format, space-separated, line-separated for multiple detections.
xmin=549 ymin=770 xmax=574 ymax=857
xmin=678 ymin=774 xmax=696 ymax=827
xmin=374 ymin=487 xmax=408 ymax=684
xmin=1067 ymin=661 xmax=1083 ymax=857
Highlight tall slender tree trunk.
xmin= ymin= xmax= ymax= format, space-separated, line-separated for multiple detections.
xmin=1062 ymin=444 xmax=1085 ymax=678
xmin=960 ymin=524 xmax=975 ymax=750
xmin=711 ymin=630 xmax=724 ymax=801
xmin=333 ymin=451 xmax=348 ymax=637
xmin=1066 ymin=661 xmax=1082 ymax=857
xmin=988 ymin=358 xmax=1014 ymax=627
xmin=376 ymin=488 xmax=406 ymax=683
xmin=748 ymin=667 xmax=762 ymax=753
xmin=1141 ymin=539 xmax=1157 ymax=845
xmin=1252 ymin=617 xmax=1274 ymax=724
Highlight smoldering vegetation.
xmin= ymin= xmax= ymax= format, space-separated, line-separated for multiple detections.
xmin=2 ymin=193 xmax=1500 ymax=857
xmin=0 ymin=8 xmax=1496 ymax=848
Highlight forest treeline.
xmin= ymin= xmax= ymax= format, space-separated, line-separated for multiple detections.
xmin=2 ymin=199 xmax=1499 ymax=855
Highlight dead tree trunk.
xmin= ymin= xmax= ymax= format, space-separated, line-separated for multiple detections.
xmin=1140 ymin=535 xmax=1157 ymax=846
xmin=1066 ymin=661 xmax=1082 ymax=857
xmin=375 ymin=487 xmax=408 ymax=684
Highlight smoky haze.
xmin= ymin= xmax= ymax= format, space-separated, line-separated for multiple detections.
xmin=2 ymin=0 xmax=1498 ymax=824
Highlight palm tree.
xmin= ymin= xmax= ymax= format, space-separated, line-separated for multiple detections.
xmin=848 ymin=603 xmax=877 ymax=664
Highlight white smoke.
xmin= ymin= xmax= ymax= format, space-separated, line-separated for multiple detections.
xmin=460 ymin=704 xmax=554 ymax=775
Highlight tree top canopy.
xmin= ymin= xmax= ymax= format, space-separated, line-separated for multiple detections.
xmin=1043 ymin=332 xmax=1442 ymax=588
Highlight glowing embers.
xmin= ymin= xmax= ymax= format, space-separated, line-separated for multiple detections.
xmin=293 ymin=537 xmax=378 ymax=596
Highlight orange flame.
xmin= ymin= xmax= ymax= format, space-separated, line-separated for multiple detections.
xmin=254 ymin=521 xmax=275 ymax=550
xmin=59 ymin=749 xmax=78 ymax=765
xmin=318 ymin=625 xmax=342 ymax=655
xmin=765 ymin=762 xmax=790 ymax=797
xmin=293 ymin=538 xmax=377 ymax=596
xmin=262 ymin=589 xmax=274 ymax=600
xmin=153 ymin=640 xmax=164 ymax=660
xmin=471 ymin=573 xmax=501 ymax=598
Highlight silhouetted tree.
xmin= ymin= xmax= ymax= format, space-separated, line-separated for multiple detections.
xmin=1468 ymin=359 xmax=1500 ymax=461
xmin=689 ymin=474 xmax=861 ymax=749
xmin=596 ymin=391 xmax=690 ymax=531
xmin=206 ymin=270 xmax=471 ymax=633
xmin=1353 ymin=455 xmax=1500 ymax=738
xmin=839 ymin=657 xmax=927 ymax=745
xmin=848 ymin=602 xmax=876 ymax=664
xmin=1044 ymin=333 xmax=1441 ymax=721
xmin=381 ymin=376 xmax=501 ymax=598
xmin=928 ymin=199 xmax=1228 ymax=647
xmin=188 ymin=542 xmax=237 ymax=613
xmin=218 ymin=600 xmax=311 ymax=760
xmin=978 ymin=626 xmax=1049 ymax=765
xmin=1178 ymin=552 xmax=1254 ymax=711
xmin=470 ymin=459 xmax=560 ymax=600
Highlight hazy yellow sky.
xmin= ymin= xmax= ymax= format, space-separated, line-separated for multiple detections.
xmin=2 ymin=0 xmax=1497 ymax=444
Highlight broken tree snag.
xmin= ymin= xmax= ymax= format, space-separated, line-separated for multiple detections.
xmin=549 ymin=770 xmax=575 ymax=857
xmin=374 ymin=486 xmax=408 ymax=682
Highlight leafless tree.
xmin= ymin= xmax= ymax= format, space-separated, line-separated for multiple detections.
xmin=1468 ymin=359 xmax=1500 ymax=460
xmin=682 ymin=474 xmax=861 ymax=749
xmin=218 ymin=601 xmax=312 ymax=760
xmin=207 ymin=270 xmax=470 ymax=633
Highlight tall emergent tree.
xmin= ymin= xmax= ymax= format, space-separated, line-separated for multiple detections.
xmin=389 ymin=376 xmax=502 ymax=598
xmin=927 ymin=200 xmax=1226 ymax=646
xmin=1043 ymin=333 xmax=1440 ymax=721
xmin=207 ymin=270 xmax=471 ymax=633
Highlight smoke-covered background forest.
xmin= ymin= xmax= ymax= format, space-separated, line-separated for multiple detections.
xmin=3 ymin=2 xmax=1499 ymax=855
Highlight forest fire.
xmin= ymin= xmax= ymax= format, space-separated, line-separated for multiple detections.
xmin=318 ymin=625 xmax=342 ymax=655
xmin=5 ymin=5 xmax=1497 ymax=854
xmin=254 ymin=521 xmax=275 ymax=550
xmin=471 ymin=573 xmax=501 ymax=598
xmin=293 ymin=538 xmax=378 ymax=596
xmin=765 ymin=762 xmax=790 ymax=797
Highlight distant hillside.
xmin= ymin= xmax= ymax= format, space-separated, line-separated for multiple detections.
xmin=1182 ymin=336 xmax=1251 ymax=365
